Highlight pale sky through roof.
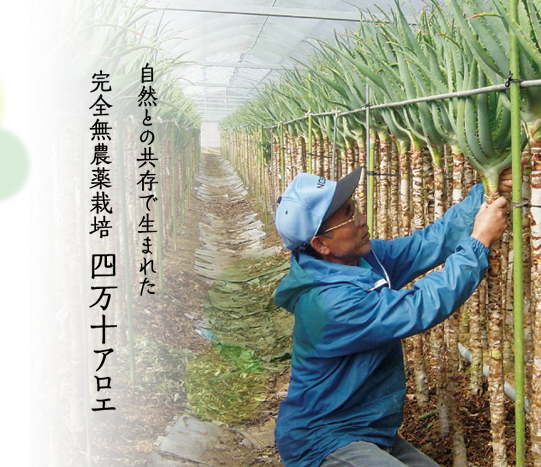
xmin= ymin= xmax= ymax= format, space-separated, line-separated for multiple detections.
xmin=142 ymin=0 xmax=427 ymax=121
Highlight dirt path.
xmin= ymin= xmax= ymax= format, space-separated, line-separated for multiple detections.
xmin=145 ymin=153 xmax=293 ymax=467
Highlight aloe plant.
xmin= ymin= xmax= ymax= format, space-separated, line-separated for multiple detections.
xmin=220 ymin=5 xmax=541 ymax=464
xmin=470 ymin=3 xmax=541 ymax=461
xmin=446 ymin=37 xmax=513 ymax=465
xmin=531 ymin=148 xmax=541 ymax=467
xmin=446 ymin=0 xmax=541 ymax=126
xmin=351 ymin=8 xmax=447 ymax=414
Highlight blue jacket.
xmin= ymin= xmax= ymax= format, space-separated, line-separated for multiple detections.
xmin=274 ymin=184 xmax=489 ymax=467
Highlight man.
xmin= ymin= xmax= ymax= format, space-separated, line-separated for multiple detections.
xmin=273 ymin=166 xmax=510 ymax=467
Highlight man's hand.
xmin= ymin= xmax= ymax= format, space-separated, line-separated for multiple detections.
xmin=471 ymin=196 xmax=509 ymax=248
xmin=498 ymin=154 xmax=529 ymax=193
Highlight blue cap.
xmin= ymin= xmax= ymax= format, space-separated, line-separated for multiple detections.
xmin=275 ymin=167 xmax=362 ymax=250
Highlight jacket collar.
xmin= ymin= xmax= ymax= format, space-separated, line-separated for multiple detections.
xmin=293 ymin=248 xmax=390 ymax=291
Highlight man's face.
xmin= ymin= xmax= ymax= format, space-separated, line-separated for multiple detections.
xmin=318 ymin=197 xmax=371 ymax=264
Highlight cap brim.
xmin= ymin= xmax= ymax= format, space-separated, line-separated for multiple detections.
xmin=322 ymin=166 xmax=362 ymax=221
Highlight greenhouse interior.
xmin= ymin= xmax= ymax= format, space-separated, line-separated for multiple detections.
xmin=6 ymin=0 xmax=541 ymax=466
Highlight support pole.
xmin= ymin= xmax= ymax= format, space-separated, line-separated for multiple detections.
xmin=270 ymin=128 xmax=277 ymax=217
xmin=117 ymin=121 xmax=136 ymax=384
xmin=180 ymin=130 xmax=186 ymax=225
xmin=308 ymin=111 xmax=313 ymax=174
xmin=331 ymin=110 xmax=338 ymax=180
xmin=171 ymin=128 xmax=177 ymax=251
xmin=509 ymin=0 xmax=525 ymax=463
xmin=366 ymin=84 xmax=374 ymax=235
xmin=229 ymin=133 xmax=237 ymax=167
xmin=280 ymin=122 xmax=285 ymax=192
xmin=255 ymin=130 xmax=261 ymax=209
xmin=187 ymin=130 xmax=193 ymax=207
xmin=197 ymin=128 xmax=201 ymax=166
xmin=79 ymin=97 xmax=92 ymax=467
xmin=231 ymin=132 xmax=234 ymax=164
xmin=244 ymin=132 xmax=248 ymax=184
xmin=260 ymin=126 xmax=269 ymax=225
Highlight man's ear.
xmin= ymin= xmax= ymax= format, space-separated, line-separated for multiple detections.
xmin=310 ymin=235 xmax=330 ymax=256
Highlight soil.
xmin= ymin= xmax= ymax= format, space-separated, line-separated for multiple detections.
xmin=401 ymin=360 xmax=529 ymax=466
xmin=91 ymin=165 xmax=527 ymax=467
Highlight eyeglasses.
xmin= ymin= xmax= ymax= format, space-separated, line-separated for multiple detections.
xmin=319 ymin=201 xmax=359 ymax=235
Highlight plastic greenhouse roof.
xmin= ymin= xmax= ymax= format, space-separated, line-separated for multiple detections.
xmin=143 ymin=0 xmax=427 ymax=122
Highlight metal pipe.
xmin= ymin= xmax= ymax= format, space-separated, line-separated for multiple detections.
xmin=260 ymin=126 xmax=269 ymax=226
xmin=197 ymin=128 xmax=201 ymax=166
xmin=265 ymin=110 xmax=339 ymax=129
xmin=308 ymin=111 xmax=313 ymax=174
xmin=193 ymin=96 xmax=251 ymax=101
xmin=258 ymin=78 xmax=541 ymax=130
xmin=171 ymin=129 xmax=178 ymax=251
xmin=331 ymin=111 xmax=338 ymax=180
xmin=280 ymin=122 xmax=285 ymax=192
xmin=366 ymin=84 xmax=374 ymax=235
xmin=458 ymin=343 xmax=529 ymax=412
xmin=254 ymin=131 xmax=260 ymax=210
xmin=509 ymin=0 xmax=526 ymax=463
xmin=513 ymin=78 xmax=541 ymax=89
xmin=116 ymin=121 xmax=136 ymax=384
xmin=270 ymin=128 xmax=277 ymax=218
xmin=246 ymin=133 xmax=250 ymax=195
xmin=186 ymin=130 xmax=193 ymax=209
xmin=79 ymin=97 xmax=92 ymax=467
xmin=193 ymin=61 xmax=295 ymax=70
xmin=180 ymin=130 xmax=186 ymax=225
xmin=141 ymin=2 xmax=363 ymax=21
xmin=184 ymin=82 xmax=257 ymax=89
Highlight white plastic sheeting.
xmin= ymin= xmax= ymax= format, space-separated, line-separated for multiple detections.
xmin=142 ymin=0 xmax=427 ymax=121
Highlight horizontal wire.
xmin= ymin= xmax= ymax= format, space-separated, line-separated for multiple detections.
xmin=366 ymin=171 xmax=400 ymax=177
xmin=510 ymin=201 xmax=541 ymax=209
xmin=239 ymin=78 xmax=541 ymax=131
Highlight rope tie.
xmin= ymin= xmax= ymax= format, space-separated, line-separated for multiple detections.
xmin=366 ymin=171 xmax=400 ymax=177
xmin=505 ymin=71 xmax=524 ymax=87
xmin=509 ymin=201 xmax=541 ymax=209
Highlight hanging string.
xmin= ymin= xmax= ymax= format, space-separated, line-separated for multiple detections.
xmin=366 ymin=171 xmax=400 ymax=177
xmin=505 ymin=70 xmax=524 ymax=87
xmin=511 ymin=201 xmax=541 ymax=208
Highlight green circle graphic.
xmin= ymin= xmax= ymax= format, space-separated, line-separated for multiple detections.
xmin=0 ymin=128 xmax=30 ymax=200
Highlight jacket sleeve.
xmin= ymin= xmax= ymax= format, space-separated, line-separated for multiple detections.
xmin=301 ymin=236 xmax=489 ymax=358
xmin=369 ymin=183 xmax=484 ymax=290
